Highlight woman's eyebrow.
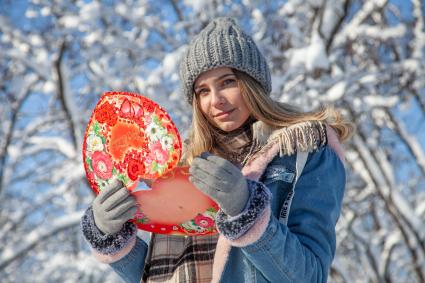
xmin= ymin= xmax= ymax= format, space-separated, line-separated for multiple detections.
xmin=216 ymin=73 xmax=235 ymax=80
xmin=194 ymin=73 xmax=236 ymax=91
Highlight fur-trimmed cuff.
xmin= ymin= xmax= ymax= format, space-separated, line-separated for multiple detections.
xmin=81 ymin=206 xmax=137 ymax=254
xmin=216 ymin=180 xmax=271 ymax=240
xmin=92 ymin=236 xmax=137 ymax=263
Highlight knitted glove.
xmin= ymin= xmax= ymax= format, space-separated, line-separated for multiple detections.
xmin=92 ymin=178 xmax=137 ymax=235
xmin=189 ymin=152 xmax=249 ymax=216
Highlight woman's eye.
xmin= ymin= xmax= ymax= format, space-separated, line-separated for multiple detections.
xmin=197 ymin=88 xmax=209 ymax=96
xmin=223 ymin=79 xmax=236 ymax=86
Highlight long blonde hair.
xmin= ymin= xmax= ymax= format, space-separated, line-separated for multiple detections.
xmin=186 ymin=69 xmax=355 ymax=163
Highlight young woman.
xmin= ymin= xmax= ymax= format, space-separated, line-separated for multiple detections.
xmin=81 ymin=17 xmax=353 ymax=283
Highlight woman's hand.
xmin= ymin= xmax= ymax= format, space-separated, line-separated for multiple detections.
xmin=92 ymin=178 xmax=138 ymax=235
xmin=189 ymin=152 xmax=249 ymax=216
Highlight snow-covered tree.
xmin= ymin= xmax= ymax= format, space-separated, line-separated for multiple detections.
xmin=0 ymin=0 xmax=423 ymax=282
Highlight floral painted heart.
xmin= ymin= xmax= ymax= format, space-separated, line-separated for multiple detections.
xmin=83 ymin=91 xmax=218 ymax=236
xmin=133 ymin=166 xmax=219 ymax=235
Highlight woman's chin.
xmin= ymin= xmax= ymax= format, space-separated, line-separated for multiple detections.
xmin=215 ymin=122 xmax=242 ymax=132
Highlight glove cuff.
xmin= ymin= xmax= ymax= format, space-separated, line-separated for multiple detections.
xmin=81 ymin=206 xmax=137 ymax=254
xmin=216 ymin=180 xmax=271 ymax=240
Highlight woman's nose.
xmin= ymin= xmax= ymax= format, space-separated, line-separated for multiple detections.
xmin=210 ymin=88 xmax=225 ymax=106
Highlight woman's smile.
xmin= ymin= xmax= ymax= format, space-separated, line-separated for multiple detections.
xmin=213 ymin=108 xmax=236 ymax=120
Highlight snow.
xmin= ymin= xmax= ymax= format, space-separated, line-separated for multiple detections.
xmin=335 ymin=0 xmax=389 ymax=45
xmin=184 ymin=0 xmax=204 ymax=13
xmin=40 ymin=6 xmax=50 ymax=16
xmin=280 ymin=2 xmax=295 ymax=15
xmin=412 ymin=0 xmax=425 ymax=59
xmin=389 ymin=113 xmax=425 ymax=176
xmin=359 ymin=74 xmax=377 ymax=84
xmin=79 ymin=1 xmax=100 ymax=19
xmin=320 ymin=1 xmax=345 ymax=40
xmin=26 ymin=136 xmax=76 ymax=159
xmin=115 ymin=3 xmax=128 ymax=16
xmin=60 ymin=15 xmax=80 ymax=29
xmin=287 ymin=27 xmax=330 ymax=72
xmin=289 ymin=46 xmax=309 ymax=68
xmin=0 ymin=211 xmax=83 ymax=270
xmin=252 ymin=9 xmax=267 ymax=42
xmin=162 ymin=51 xmax=180 ymax=76
xmin=308 ymin=0 xmax=324 ymax=8
xmin=347 ymin=24 xmax=407 ymax=40
xmin=364 ymin=95 xmax=399 ymax=108
xmin=5 ymin=48 xmax=50 ymax=80
xmin=28 ymin=34 xmax=43 ymax=46
xmin=325 ymin=81 xmax=346 ymax=101
xmin=25 ymin=9 xmax=38 ymax=18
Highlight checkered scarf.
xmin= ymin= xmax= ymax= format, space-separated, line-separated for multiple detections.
xmin=211 ymin=117 xmax=260 ymax=167
xmin=142 ymin=234 xmax=219 ymax=283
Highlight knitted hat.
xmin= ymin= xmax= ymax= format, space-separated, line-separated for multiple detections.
xmin=179 ymin=17 xmax=271 ymax=104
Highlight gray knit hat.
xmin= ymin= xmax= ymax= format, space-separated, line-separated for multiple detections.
xmin=179 ymin=17 xmax=271 ymax=104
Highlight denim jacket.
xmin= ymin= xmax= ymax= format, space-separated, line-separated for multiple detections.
xmin=81 ymin=121 xmax=346 ymax=283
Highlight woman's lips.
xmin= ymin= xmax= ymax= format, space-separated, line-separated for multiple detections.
xmin=214 ymin=109 xmax=235 ymax=119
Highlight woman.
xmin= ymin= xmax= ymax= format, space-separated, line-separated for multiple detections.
xmin=81 ymin=17 xmax=353 ymax=283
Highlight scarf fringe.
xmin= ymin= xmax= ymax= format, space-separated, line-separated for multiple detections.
xmin=252 ymin=121 xmax=328 ymax=157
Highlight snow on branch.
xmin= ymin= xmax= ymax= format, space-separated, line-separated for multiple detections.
xmin=24 ymin=136 xmax=76 ymax=159
xmin=335 ymin=0 xmax=389 ymax=45
xmin=345 ymin=24 xmax=407 ymax=41
xmin=412 ymin=0 xmax=425 ymax=60
xmin=0 ymin=211 xmax=83 ymax=270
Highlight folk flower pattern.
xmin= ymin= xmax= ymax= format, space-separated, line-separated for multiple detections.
xmin=151 ymin=140 xmax=169 ymax=165
xmin=143 ymin=101 xmax=155 ymax=113
xmin=146 ymin=121 xmax=165 ymax=141
xmin=119 ymin=98 xmax=145 ymax=128
xmin=86 ymin=134 xmax=104 ymax=152
xmin=127 ymin=157 xmax=145 ymax=181
xmin=91 ymin=151 xmax=113 ymax=179
xmin=194 ymin=214 xmax=215 ymax=228
xmin=134 ymin=210 xmax=149 ymax=224
xmin=181 ymin=220 xmax=208 ymax=233
xmin=160 ymin=135 xmax=174 ymax=150
xmin=95 ymin=101 xmax=118 ymax=127
xmin=181 ymin=208 xmax=217 ymax=233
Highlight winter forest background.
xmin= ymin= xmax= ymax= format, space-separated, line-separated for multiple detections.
xmin=0 ymin=0 xmax=424 ymax=282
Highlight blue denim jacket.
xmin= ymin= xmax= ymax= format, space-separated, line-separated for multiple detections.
xmin=107 ymin=144 xmax=345 ymax=283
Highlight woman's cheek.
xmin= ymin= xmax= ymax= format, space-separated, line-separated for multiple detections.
xmin=199 ymin=99 xmax=210 ymax=115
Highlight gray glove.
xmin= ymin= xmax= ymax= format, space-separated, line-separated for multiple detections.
xmin=189 ymin=153 xmax=249 ymax=216
xmin=92 ymin=178 xmax=137 ymax=235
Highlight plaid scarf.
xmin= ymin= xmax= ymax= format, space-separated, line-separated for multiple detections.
xmin=142 ymin=234 xmax=219 ymax=283
xmin=211 ymin=117 xmax=260 ymax=167
xmin=142 ymin=119 xmax=256 ymax=283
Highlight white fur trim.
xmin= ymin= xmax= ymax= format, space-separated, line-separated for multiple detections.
xmin=91 ymin=235 xmax=136 ymax=264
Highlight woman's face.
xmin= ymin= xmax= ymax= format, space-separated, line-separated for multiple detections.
xmin=194 ymin=67 xmax=250 ymax=132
